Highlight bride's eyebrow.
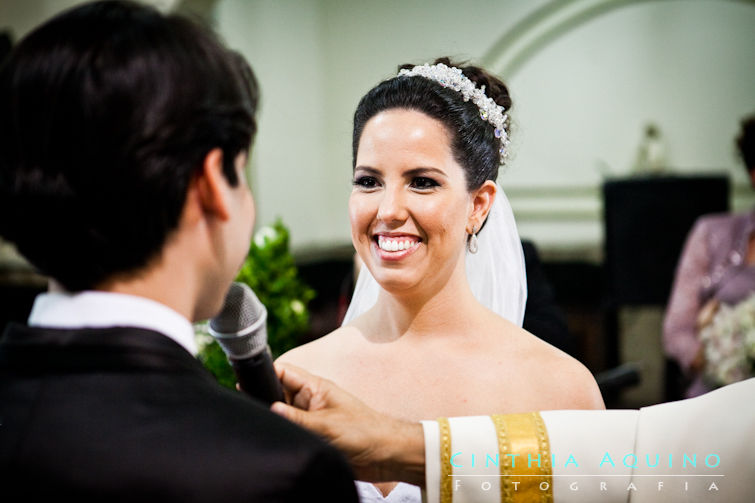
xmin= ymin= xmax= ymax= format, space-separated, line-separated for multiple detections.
xmin=404 ymin=167 xmax=448 ymax=179
xmin=353 ymin=166 xmax=381 ymax=175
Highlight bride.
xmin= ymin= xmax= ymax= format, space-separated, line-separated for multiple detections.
xmin=278 ymin=57 xmax=605 ymax=501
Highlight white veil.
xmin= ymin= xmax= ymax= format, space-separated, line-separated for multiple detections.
xmin=341 ymin=183 xmax=528 ymax=326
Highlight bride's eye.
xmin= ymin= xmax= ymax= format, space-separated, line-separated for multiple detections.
xmin=411 ymin=177 xmax=439 ymax=190
xmin=352 ymin=176 xmax=379 ymax=189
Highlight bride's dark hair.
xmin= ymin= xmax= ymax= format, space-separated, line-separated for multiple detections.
xmin=352 ymin=56 xmax=512 ymax=190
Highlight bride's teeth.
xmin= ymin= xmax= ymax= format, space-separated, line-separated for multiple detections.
xmin=377 ymin=237 xmax=419 ymax=252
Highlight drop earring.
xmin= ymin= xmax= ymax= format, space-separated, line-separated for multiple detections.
xmin=467 ymin=226 xmax=479 ymax=254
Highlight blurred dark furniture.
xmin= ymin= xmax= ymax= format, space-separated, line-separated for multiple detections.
xmin=601 ymin=174 xmax=730 ymax=403
xmin=521 ymin=240 xmax=576 ymax=356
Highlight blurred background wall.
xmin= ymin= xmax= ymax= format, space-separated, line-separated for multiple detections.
xmin=217 ymin=0 xmax=755 ymax=258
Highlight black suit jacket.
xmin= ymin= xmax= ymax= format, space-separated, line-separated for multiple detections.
xmin=0 ymin=324 xmax=358 ymax=502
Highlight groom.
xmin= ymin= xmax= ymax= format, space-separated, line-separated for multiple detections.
xmin=0 ymin=1 xmax=358 ymax=500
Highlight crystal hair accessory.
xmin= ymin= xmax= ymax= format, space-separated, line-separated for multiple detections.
xmin=397 ymin=62 xmax=510 ymax=163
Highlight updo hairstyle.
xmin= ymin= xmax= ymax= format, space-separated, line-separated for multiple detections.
xmin=352 ymin=56 xmax=512 ymax=191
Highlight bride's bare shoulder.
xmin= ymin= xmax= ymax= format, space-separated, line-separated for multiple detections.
xmin=485 ymin=316 xmax=605 ymax=411
xmin=275 ymin=325 xmax=360 ymax=370
xmin=525 ymin=331 xmax=606 ymax=410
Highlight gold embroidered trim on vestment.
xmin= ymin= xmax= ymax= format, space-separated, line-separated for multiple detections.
xmin=438 ymin=417 xmax=452 ymax=503
xmin=490 ymin=412 xmax=553 ymax=503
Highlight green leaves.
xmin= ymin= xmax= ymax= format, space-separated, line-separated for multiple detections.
xmin=235 ymin=219 xmax=316 ymax=357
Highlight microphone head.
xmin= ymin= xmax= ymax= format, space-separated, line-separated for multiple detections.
xmin=208 ymin=282 xmax=268 ymax=359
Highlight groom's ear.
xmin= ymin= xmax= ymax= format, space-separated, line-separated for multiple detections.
xmin=468 ymin=180 xmax=497 ymax=232
xmin=195 ymin=148 xmax=232 ymax=221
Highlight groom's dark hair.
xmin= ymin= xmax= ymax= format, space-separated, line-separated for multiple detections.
xmin=0 ymin=0 xmax=258 ymax=291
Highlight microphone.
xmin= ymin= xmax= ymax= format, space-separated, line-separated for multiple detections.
xmin=208 ymin=282 xmax=285 ymax=406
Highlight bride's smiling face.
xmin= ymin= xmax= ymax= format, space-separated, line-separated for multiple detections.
xmin=350 ymin=109 xmax=474 ymax=295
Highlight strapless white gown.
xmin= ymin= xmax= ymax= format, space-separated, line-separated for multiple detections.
xmin=355 ymin=481 xmax=422 ymax=502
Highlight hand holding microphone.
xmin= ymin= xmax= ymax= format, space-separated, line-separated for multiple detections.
xmin=208 ymin=282 xmax=285 ymax=406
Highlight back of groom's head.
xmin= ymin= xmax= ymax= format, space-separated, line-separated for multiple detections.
xmin=0 ymin=0 xmax=258 ymax=292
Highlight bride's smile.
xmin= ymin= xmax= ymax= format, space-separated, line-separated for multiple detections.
xmin=349 ymin=109 xmax=474 ymax=294
xmin=374 ymin=233 xmax=421 ymax=259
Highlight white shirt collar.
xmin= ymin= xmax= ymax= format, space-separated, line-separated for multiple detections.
xmin=28 ymin=291 xmax=198 ymax=356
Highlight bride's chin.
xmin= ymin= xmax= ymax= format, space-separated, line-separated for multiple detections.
xmin=371 ymin=271 xmax=422 ymax=295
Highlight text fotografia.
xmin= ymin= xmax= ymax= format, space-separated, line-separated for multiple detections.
xmin=452 ymin=479 xmax=723 ymax=493
xmin=448 ymin=451 xmax=721 ymax=470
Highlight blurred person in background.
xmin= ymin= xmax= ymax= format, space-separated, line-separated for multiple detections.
xmin=664 ymin=113 xmax=755 ymax=397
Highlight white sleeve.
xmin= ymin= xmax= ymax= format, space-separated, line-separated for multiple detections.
xmin=419 ymin=378 xmax=755 ymax=503
xmin=421 ymin=410 xmax=638 ymax=503
xmin=421 ymin=413 xmax=554 ymax=503
xmin=421 ymin=416 xmax=501 ymax=503
xmin=421 ymin=419 xmax=441 ymax=503
xmin=631 ymin=377 xmax=755 ymax=502
xmin=541 ymin=410 xmax=637 ymax=502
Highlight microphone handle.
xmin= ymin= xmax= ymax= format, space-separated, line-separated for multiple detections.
xmin=231 ymin=347 xmax=285 ymax=406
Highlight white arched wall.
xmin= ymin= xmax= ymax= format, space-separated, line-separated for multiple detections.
xmin=495 ymin=0 xmax=755 ymax=255
xmin=213 ymin=0 xmax=755 ymax=258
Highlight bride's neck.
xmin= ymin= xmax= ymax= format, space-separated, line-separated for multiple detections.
xmin=372 ymin=263 xmax=481 ymax=340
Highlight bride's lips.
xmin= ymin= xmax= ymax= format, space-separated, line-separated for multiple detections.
xmin=372 ymin=233 xmax=422 ymax=261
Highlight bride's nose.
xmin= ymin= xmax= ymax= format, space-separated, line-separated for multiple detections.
xmin=376 ymin=186 xmax=408 ymax=224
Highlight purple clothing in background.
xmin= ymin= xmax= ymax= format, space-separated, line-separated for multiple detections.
xmin=663 ymin=209 xmax=755 ymax=397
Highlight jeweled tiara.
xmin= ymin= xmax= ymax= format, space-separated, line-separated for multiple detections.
xmin=397 ymin=62 xmax=510 ymax=164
